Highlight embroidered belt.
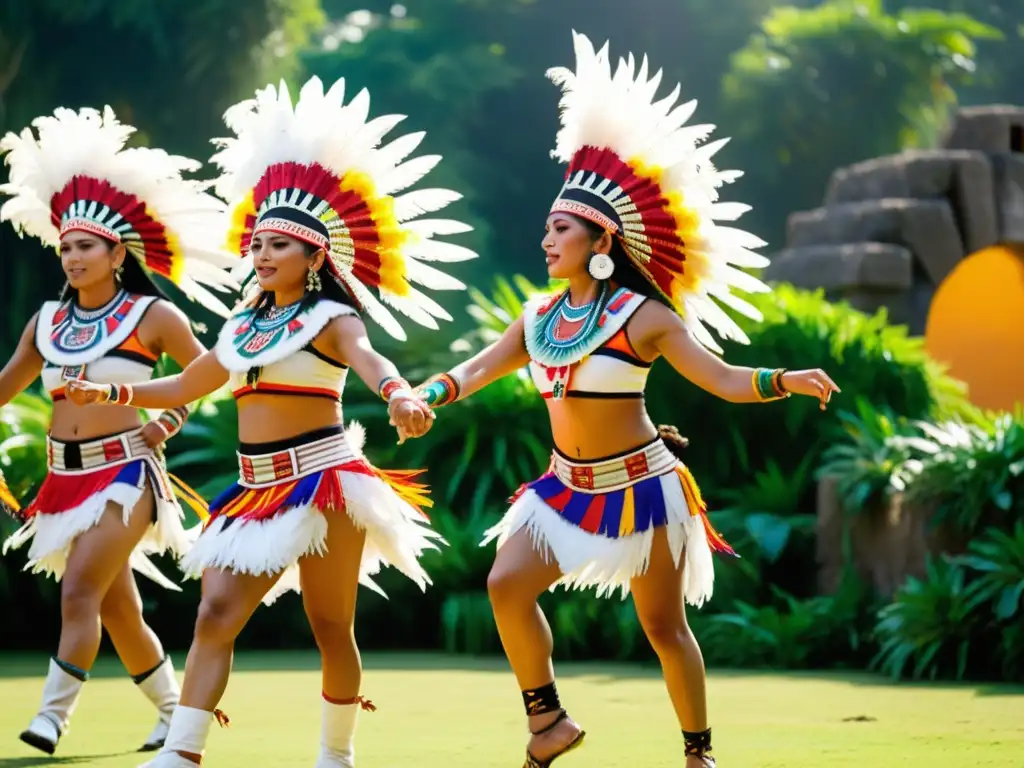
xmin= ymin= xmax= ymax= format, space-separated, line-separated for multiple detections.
xmin=47 ymin=429 xmax=151 ymax=473
xmin=237 ymin=432 xmax=356 ymax=489
xmin=552 ymin=438 xmax=677 ymax=494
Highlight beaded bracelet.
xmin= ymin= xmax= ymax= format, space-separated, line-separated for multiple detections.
xmin=378 ymin=376 xmax=417 ymax=407
xmin=377 ymin=376 xmax=409 ymax=402
xmin=752 ymin=368 xmax=790 ymax=401
xmin=105 ymin=383 xmax=135 ymax=406
xmin=418 ymin=373 xmax=461 ymax=407
xmin=156 ymin=406 xmax=190 ymax=439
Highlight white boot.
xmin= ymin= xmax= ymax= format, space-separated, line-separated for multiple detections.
xmin=18 ymin=658 xmax=86 ymax=755
xmin=315 ymin=697 xmax=370 ymax=768
xmin=135 ymin=655 xmax=181 ymax=752
xmin=138 ymin=705 xmax=213 ymax=768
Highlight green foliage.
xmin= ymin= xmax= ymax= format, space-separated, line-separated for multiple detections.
xmin=817 ymin=397 xmax=931 ymax=513
xmin=721 ymin=0 xmax=1001 ymax=242
xmin=956 ymin=522 xmax=1024 ymax=623
xmin=164 ymin=389 xmax=240 ymax=504
xmin=0 ymin=392 xmax=50 ymax=502
xmin=702 ymin=578 xmax=872 ymax=669
xmin=644 ymin=284 xmax=969 ymax=504
xmin=873 ymin=557 xmax=988 ymax=680
xmin=901 ymin=413 xmax=1024 ymax=537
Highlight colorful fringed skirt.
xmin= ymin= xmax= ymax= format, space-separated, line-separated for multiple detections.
xmin=2 ymin=428 xmax=197 ymax=591
xmin=482 ymin=437 xmax=735 ymax=606
xmin=181 ymin=424 xmax=441 ymax=606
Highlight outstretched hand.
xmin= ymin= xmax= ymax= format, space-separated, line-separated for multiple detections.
xmin=65 ymin=380 xmax=110 ymax=406
xmin=782 ymin=369 xmax=841 ymax=410
xmin=388 ymin=396 xmax=436 ymax=444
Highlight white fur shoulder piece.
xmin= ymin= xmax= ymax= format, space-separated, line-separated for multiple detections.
xmin=34 ymin=292 xmax=158 ymax=366
xmin=214 ymin=298 xmax=358 ymax=372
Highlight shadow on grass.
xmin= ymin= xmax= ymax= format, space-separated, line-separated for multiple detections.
xmin=0 ymin=651 xmax=1021 ymax=698
xmin=0 ymin=754 xmax=134 ymax=767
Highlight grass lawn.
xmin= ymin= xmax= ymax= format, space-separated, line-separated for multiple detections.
xmin=0 ymin=651 xmax=1021 ymax=767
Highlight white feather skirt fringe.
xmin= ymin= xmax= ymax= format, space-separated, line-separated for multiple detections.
xmin=180 ymin=470 xmax=443 ymax=606
xmin=482 ymin=470 xmax=717 ymax=606
xmin=2 ymin=461 xmax=190 ymax=592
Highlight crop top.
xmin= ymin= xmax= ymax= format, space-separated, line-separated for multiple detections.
xmin=523 ymin=287 xmax=650 ymax=401
xmin=215 ymin=298 xmax=356 ymax=402
xmin=34 ymin=292 xmax=159 ymax=401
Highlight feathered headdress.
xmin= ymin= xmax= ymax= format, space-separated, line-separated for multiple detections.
xmin=209 ymin=76 xmax=478 ymax=340
xmin=547 ymin=32 xmax=771 ymax=353
xmin=0 ymin=106 xmax=239 ymax=316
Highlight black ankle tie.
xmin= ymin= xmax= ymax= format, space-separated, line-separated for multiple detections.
xmin=53 ymin=656 xmax=89 ymax=682
xmin=522 ymin=682 xmax=561 ymax=716
xmin=683 ymin=727 xmax=713 ymax=757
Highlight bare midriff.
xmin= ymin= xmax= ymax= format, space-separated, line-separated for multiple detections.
xmin=546 ymin=397 xmax=658 ymax=461
xmin=49 ymin=400 xmax=144 ymax=442
xmin=236 ymin=395 xmax=344 ymax=445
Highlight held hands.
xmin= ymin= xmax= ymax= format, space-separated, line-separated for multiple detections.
xmin=781 ymin=369 xmax=841 ymax=411
xmin=387 ymin=395 xmax=436 ymax=445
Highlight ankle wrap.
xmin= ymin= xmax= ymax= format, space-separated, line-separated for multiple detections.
xmin=522 ymin=682 xmax=561 ymax=717
xmin=53 ymin=656 xmax=89 ymax=682
xmin=132 ymin=654 xmax=170 ymax=685
xmin=683 ymin=727 xmax=713 ymax=757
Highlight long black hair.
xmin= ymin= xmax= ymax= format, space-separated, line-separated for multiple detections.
xmin=58 ymin=237 xmax=169 ymax=303
xmin=245 ymin=241 xmax=360 ymax=385
xmin=575 ymin=215 xmax=688 ymax=458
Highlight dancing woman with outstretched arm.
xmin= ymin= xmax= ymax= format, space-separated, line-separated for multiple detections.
xmin=414 ymin=33 xmax=839 ymax=768
xmin=69 ymin=75 xmax=477 ymax=768
xmin=0 ymin=106 xmax=238 ymax=756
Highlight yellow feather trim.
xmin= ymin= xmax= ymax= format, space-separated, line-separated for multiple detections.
xmin=227 ymin=192 xmax=257 ymax=256
xmin=338 ymin=172 xmax=410 ymax=296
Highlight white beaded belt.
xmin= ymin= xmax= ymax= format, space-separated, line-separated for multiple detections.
xmin=237 ymin=432 xmax=356 ymax=489
xmin=47 ymin=429 xmax=150 ymax=473
xmin=552 ymin=439 xmax=677 ymax=494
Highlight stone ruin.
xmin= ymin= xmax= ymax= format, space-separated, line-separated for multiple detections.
xmin=767 ymin=105 xmax=1024 ymax=597
xmin=764 ymin=105 xmax=1024 ymax=334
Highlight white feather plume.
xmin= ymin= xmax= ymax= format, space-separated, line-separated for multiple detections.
xmin=547 ymin=32 xmax=771 ymax=350
xmin=0 ymin=106 xmax=239 ymax=317
xmin=210 ymin=76 xmax=478 ymax=339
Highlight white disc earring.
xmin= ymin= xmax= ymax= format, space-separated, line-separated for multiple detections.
xmin=588 ymin=252 xmax=615 ymax=280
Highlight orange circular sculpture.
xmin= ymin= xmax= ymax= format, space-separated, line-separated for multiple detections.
xmin=925 ymin=244 xmax=1024 ymax=411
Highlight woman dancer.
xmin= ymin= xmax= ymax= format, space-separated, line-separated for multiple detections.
xmin=414 ymin=33 xmax=839 ymax=767
xmin=69 ymin=75 xmax=476 ymax=767
xmin=0 ymin=106 xmax=237 ymax=755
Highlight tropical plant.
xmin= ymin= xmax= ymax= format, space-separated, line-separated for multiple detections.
xmin=0 ymin=391 xmax=52 ymax=505
xmin=817 ymin=397 xmax=932 ymax=513
xmin=702 ymin=577 xmax=872 ymax=669
xmin=720 ymin=0 xmax=1001 ymax=243
xmin=955 ymin=522 xmax=1024 ymax=680
xmin=901 ymin=411 xmax=1024 ymax=538
xmin=955 ymin=521 xmax=1024 ymax=622
xmin=873 ymin=556 xmax=989 ymax=680
xmin=163 ymin=389 xmax=240 ymax=509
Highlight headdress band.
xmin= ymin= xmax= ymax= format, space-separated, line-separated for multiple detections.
xmin=549 ymin=188 xmax=622 ymax=235
xmin=253 ymin=206 xmax=330 ymax=252
xmin=58 ymin=217 xmax=120 ymax=243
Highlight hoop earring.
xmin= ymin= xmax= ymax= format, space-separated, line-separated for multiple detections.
xmin=306 ymin=268 xmax=322 ymax=293
xmin=587 ymin=252 xmax=615 ymax=281
xmin=114 ymin=264 xmax=124 ymax=284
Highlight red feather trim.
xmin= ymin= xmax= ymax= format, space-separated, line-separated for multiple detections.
xmin=23 ymin=466 xmax=126 ymax=518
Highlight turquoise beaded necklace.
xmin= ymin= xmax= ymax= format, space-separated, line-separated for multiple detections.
xmin=540 ymin=282 xmax=608 ymax=351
